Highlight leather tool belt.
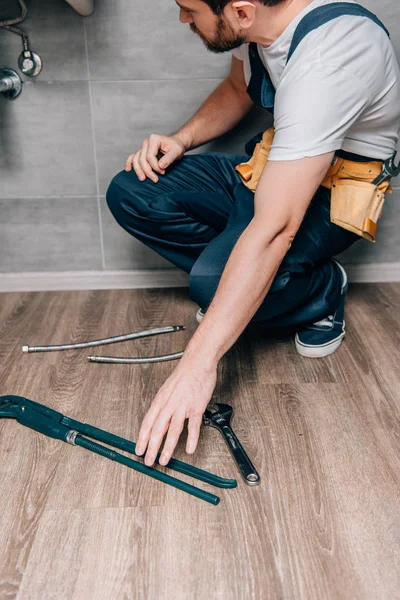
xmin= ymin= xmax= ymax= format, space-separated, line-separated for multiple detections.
xmin=235 ymin=127 xmax=275 ymax=193
xmin=235 ymin=127 xmax=393 ymax=243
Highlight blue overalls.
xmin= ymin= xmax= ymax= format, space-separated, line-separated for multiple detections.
xmin=106 ymin=3 xmax=389 ymax=329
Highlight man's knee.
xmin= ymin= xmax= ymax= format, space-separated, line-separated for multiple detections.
xmin=106 ymin=171 xmax=142 ymax=220
xmin=189 ymin=257 xmax=222 ymax=309
xmin=106 ymin=176 xmax=119 ymax=220
xmin=189 ymin=255 xmax=294 ymax=312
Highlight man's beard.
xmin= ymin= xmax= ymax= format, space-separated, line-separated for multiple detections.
xmin=190 ymin=16 xmax=247 ymax=53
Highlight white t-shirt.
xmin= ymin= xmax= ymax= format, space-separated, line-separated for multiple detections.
xmin=232 ymin=0 xmax=400 ymax=161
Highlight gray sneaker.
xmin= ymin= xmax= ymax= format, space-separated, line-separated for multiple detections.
xmin=295 ymin=259 xmax=348 ymax=358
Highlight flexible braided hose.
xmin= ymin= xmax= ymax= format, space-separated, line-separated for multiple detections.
xmin=0 ymin=0 xmax=27 ymax=27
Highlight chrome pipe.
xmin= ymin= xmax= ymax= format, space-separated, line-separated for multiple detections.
xmin=0 ymin=75 xmax=13 ymax=93
xmin=0 ymin=68 xmax=22 ymax=99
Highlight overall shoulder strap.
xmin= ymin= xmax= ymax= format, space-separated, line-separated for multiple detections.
xmin=287 ymin=2 xmax=390 ymax=64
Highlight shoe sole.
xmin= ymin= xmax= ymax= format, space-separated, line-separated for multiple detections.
xmin=295 ymin=330 xmax=346 ymax=358
xmin=295 ymin=259 xmax=347 ymax=358
xmin=195 ymin=309 xmax=205 ymax=324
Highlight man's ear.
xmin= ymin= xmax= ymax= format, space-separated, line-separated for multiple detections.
xmin=232 ymin=0 xmax=256 ymax=7
xmin=230 ymin=1 xmax=256 ymax=24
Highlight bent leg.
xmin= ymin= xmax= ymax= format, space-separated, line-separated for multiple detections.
xmin=189 ymin=184 xmax=360 ymax=329
xmin=106 ymin=152 xmax=248 ymax=274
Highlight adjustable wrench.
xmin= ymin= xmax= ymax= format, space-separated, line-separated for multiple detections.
xmin=203 ymin=403 xmax=261 ymax=486
xmin=372 ymin=151 xmax=400 ymax=186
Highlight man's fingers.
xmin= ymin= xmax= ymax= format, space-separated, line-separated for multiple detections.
xmin=132 ymin=153 xmax=146 ymax=181
xmin=158 ymin=151 xmax=176 ymax=170
xmin=147 ymin=150 xmax=165 ymax=176
xmin=125 ymin=151 xmax=146 ymax=181
xmin=143 ymin=409 xmax=173 ymax=467
xmin=131 ymin=153 xmax=147 ymax=181
xmin=147 ymin=135 xmax=166 ymax=175
xmin=125 ymin=154 xmax=134 ymax=172
xmin=186 ymin=414 xmax=203 ymax=454
xmin=125 ymin=134 xmax=177 ymax=177
xmin=135 ymin=402 xmax=163 ymax=456
xmin=138 ymin=140 xmax=159 ymax=183
xmin=159 ymin=411 xmax=186 ymax=466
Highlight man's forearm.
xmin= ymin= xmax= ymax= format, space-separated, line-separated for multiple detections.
xmin=172 ymin=78 xmax=254 ymax=151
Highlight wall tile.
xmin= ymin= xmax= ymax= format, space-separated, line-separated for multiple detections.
xmin=91 ymin=78 xmax=219 ymax=195
xmin=100 ymin=197 xmax=172 ymax=270
xmin=0 ymin=196 xmax=102 ymax=272
xmin=337 ymin=186 xmax=400 ymax=264
xmin=0 ymin=0 xmax=88 ymax=82
xmin=85 ymin=0 xmax=231 ymax=81
xmin=1 ymin=0 xmax=399 ymax=278
xmin=91 ymin=79 xmax=271 ymax=195
xmin=194 ymin=105 xmax=273 ymax=154
xmin=0 ymin=81 xmax=96 ymax=198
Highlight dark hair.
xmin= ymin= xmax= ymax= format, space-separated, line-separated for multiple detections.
xmin=200 ymin=0 xmax=286 ymax=15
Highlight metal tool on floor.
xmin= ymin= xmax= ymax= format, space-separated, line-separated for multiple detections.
xmin=22 ymin=325 xmax=185 ymax=364
xmin=0 ymin=395 xmax=237 ymax=505
xmin=203 ymin=403 xmax=261 ymax=487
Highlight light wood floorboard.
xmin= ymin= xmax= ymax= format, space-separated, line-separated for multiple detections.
xmin=0 ymin=285 xmax=399 ymax=599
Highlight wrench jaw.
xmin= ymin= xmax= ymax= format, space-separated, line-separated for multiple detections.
xmin=0 ymin=396 xmax=23 ymax=418
xmin=204 ymin=403 xmax=234 ymax=428
xmin=207 ymin=403 xmax=233 ymax=420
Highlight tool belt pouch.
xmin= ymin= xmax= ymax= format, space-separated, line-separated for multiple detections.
xmin=235 ymin=127 xmax=275 ymax=192
xmin=330 ymin=178 xmax=390 ymax=243
xmin=236 ymin=126 xmax=391 ymax=242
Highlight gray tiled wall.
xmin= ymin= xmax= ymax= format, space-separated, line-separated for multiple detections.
xmin=0 ymin=0 xmax=399 ymax=276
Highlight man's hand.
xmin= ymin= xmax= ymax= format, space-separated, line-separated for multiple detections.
xmin=135 ymin=360 xmax=217 ymax=467
xmin=125 ymin=133 xmax=187 ymax=183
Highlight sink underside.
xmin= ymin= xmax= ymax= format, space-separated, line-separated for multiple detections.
xmin=64 ymin=0 xmax=94 ymax=17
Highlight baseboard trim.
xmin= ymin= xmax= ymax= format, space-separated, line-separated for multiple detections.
xmin=0 ymin=263 xmax=399 ymax=293
xmin=343 ymin=262 xmax=400 ymax=283
xmin=0 ymin=269 xmax=189 ymax=292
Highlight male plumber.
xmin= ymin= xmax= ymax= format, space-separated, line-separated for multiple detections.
xmin=106 ymin=0 xmax=400 ymax=467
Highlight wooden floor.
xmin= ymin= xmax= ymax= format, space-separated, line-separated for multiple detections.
xmin=0 ymin=284 xmax=399 ymax=600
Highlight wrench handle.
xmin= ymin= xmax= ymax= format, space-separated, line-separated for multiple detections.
xmin=220 ymin=424 xmax=261 ymax=486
